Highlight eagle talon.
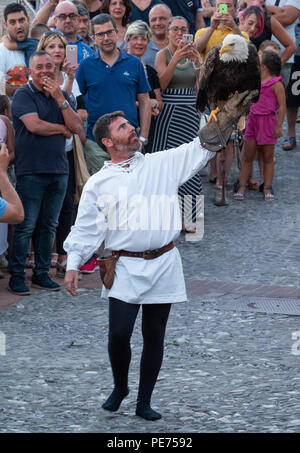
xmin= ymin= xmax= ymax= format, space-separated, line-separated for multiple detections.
xmin=208 ymin=107 xmax=220 ymax=123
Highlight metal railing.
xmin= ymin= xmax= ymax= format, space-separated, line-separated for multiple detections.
xmin=17 ymin=0 xmax=40 ymax=16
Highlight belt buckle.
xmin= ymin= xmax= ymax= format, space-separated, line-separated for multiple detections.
xmin=143 ymin=249 xmax=158 ymax=260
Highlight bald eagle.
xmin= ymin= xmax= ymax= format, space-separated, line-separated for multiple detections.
xmin=196 ymin=34 xmax=261 ymax=122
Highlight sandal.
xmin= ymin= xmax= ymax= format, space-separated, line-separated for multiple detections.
xmin=51 ymin=253 xmax=58 ymax=268
xmin=248 ymin=181 xmax=259 ymax=190
xmin=183 ymin=228 xmax=197 ymax=234
xmin=282 ymin=136 xmax=296 ymax=151
xmin=26 ymin=251 xmax=34 ymax=269
xmin=56 ymin=259 xmax=67 ymax=278
xmin=233 ymin=184 xmax=246 ymax=201
xmin=264 ymin=186 xmax=274 ymax=201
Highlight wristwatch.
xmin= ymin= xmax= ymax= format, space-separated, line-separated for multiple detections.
xmin=139 ymin=136 xmax=148 ymax=145
xmin=59 ymin=100 xmax=70 ymax=110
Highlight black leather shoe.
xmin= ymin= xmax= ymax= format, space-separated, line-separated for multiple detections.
xmin=8 ymin=275 xmax=31 ymax=296
xmin=32 ymin=274 xmax=60 ymax=291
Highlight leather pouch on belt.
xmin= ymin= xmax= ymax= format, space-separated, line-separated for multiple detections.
xmin=97 ymin=255 xmax=119 ymax=289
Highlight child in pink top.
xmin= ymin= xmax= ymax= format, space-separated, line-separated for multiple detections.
xmin=234 ymin=51 xmax=286 ymax=201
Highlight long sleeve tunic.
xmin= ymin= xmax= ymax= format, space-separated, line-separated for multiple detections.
xmin=64 ymin=137 xmax=215 ymax=304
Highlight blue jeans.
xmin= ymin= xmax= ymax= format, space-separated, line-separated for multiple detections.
xmin=9 ymin=174 xmax=68 ymax=277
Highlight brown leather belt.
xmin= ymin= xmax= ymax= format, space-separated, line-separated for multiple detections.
xmin=112 ymin=241 xmax=174 ymax=260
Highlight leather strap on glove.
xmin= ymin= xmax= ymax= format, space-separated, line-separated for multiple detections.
xmin=198 ymin=90 xmax=259 ymax=152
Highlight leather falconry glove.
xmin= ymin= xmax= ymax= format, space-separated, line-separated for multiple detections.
xmin=198 ymin=89 xmax=259 ymax=152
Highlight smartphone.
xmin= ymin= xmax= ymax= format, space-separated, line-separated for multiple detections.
xmin=66 ymin=45 xmax=78 ymax=66
xmin=218 ymin=3 xmax=228 ymax=13
xmin=182 ymin=34 xmax=194 ymax=44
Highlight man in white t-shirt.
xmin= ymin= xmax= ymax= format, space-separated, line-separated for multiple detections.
xmin=0 ymin=3 xmax=30 ymax=97
xmin=266 ymin=0 xmax=300 ymax=150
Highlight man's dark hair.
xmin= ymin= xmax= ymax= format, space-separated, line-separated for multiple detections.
xmin=100 ymin=0 xmax=132 ymax=27
xmin=91 ymin=13 xmax=117 ymax=34
xmin=259 ymin=40 xmax=281 ymax=53
xmin=29 ymin=50 xmax=53 ymax=67
xmin=93 ymin=111 xmax=125 ymax=151
xmin=213 ymin=0 xmax=238 ymax=7
xmin=76 ymin=3 xmax=90 ymax=17
xmin=261 ymin=51 xmax=282 ymax=77
xmin=0 ymin=95 xmax=10 ymax=116
xmin=4 ymin=2 xmax=28 ymax=21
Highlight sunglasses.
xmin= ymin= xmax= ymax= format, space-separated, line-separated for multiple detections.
xmin=43 ymin=30 xmax=65 ymax=37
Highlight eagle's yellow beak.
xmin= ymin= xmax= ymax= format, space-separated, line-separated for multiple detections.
xmin=220 ymin=44 xmax=234 ymax=56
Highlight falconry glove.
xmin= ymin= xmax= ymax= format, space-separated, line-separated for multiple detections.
xmin=198 ymin=89 xmax=259 ymax=152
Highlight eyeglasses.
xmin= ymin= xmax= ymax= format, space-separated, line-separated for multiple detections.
xmin=94 ymin=29 xmax=116 ymax=39
xmin=55 ymin=13 xmax=78 ymax=20
xmin=169 ymin=26 xmax=189 ymax=33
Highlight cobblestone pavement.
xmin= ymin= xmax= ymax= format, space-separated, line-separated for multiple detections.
xmin=0 ymin=123 xmax=300 ymax=433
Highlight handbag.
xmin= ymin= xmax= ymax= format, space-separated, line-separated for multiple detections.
xmin=73 ymin=134 xmax=90 ymax=204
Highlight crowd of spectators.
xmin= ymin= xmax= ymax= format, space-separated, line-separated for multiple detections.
xmin=0 ymin=0 xmax=299 ymax=292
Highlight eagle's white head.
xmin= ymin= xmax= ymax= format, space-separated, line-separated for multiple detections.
xmin=219 ymin=34 xmax=249 ymax=63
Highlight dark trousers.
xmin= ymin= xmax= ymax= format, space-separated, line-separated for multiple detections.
xmin=108 ymin=298 xmax=171 ymax=403
xmin=8 ymin=174 xmax=68 ymax=277
xmin=56 ymin=150 xmax=75 ymax=256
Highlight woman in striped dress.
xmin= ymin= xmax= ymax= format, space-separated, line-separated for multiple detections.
xmin=154 ymin=16 xmax=202 ymax=232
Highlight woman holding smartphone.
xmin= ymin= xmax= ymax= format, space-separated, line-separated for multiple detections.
xmin=37 ymin=31 xmax=87 ymax=276
xmin=153 ymin=16 xmax=202 ymax=233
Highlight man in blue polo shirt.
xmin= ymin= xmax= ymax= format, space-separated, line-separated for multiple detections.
xmin=76 ymin=13 xmax=151 ymax=144
xmin=8 ymin=50 xmax=85 ymax=296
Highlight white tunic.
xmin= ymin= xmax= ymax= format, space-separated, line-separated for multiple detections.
xmin=64 ymin=137 xmax=215 ymax=304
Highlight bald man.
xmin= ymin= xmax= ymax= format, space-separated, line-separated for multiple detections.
xmin=142 ymin=4 xmax=172 ymax=68
xmin=33 ymin=1 xmax=93 ymax=63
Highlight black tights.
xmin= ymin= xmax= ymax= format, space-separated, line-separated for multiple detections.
xmin=108 ymin=298 xmax=171 ymax=404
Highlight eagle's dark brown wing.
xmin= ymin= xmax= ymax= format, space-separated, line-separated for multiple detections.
xmin=196 ymin=45 xmax=221 ymax=113
xmin=196 ymin=42 xmax=261 ymax=114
